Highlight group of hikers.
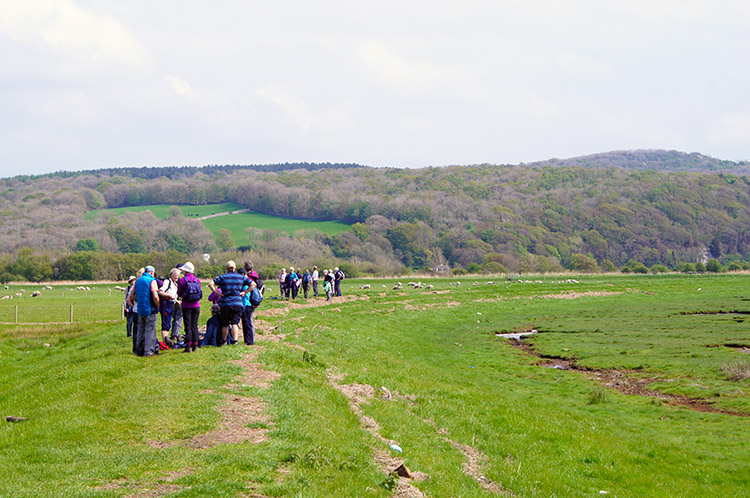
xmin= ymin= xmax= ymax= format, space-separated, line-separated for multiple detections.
xmin=123 ymin=260 xmax=344 ymax=357
xmin=123 ymin=260 xmax=262 ymax=357
xmin=278 ymin=266 xmax=345 ymax=301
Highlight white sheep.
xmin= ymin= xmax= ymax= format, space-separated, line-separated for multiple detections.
xmin=31 ymin=291 xmax=41 ymax=297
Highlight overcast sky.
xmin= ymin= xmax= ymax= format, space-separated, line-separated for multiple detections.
xmin=1 ymin=1 xmax=749 ymax=176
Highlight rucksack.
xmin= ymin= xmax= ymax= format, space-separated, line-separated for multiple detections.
xmin=302 ymin=273 xmax=310 ymax=284
xmin=249 ymin=287 xmax=263 ymax=307
xmin=183 ymin=279 xmax=203 ymax=302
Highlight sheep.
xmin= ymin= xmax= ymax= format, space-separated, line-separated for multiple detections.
xmin=3 ymin=285 xmax=8 ymax=290
xmin=31 ymin=291 xmax=41 ymax=297
xmin=425 ymin=284 xmax=434 ymax=290
xmin=19 ymin=289 xmax=25 ymax=293
xmin=360 ymin=284 xmax=371 ymax=289
xmin=44 ymin=286 xmax=53 ymax=290
xmin=1 ymin=295 xmax=11 ymax=300
xmin=114 ymin=286 xmax=126 ymax=291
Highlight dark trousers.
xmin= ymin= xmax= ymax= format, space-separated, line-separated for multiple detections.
xmin=241 ymin=306 xmax=255 ymax=345
xmin=160 ymin=300 xmax=174 ymax=333
xmin=182 ymin=307 xmax=200 ymax=346
xmin=126 ymin=310 xmax=135 ymax=337
xmin=291 ymin=283 xmax=299 ymax=299
xmin=302 ymin=282 xmax=309 ymax=298
xmin=131 ymin=314 xmax=139 ymax=353
xmin=312 ymin=280 xmax=318 ymax=297
xmin=334 ymin=280 xmax=342 ymax=296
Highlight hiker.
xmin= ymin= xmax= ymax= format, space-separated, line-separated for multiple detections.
xmin=177 ymin=261 xmax=202 ymax=353
xmin=169 ymin=263 xmax=184 ymax=343
xmin=288 ymin=266 xmax=299 ymax=300
xmin=311 ymin=266 xmax=319 ymax=297
xmin=209 ymin=260 xmax=255 ymax=345
xmin=158 ymin=268 xmax=180 ymax=348
xmin=323 ymin=274 xmax=333 ymax=301
xmin=123 ymin=275 xmax=136 ymax=338
xmin=334 ymin=267 xmax=344 ymax=297
xmin=127 ymin=265 xmax=160 ymax=357
xmin=278 ymin=268 xmax=287 ymax=299
xmin=241 ymin=261 xmax=263 ymax=345
xmin=301 ymin=269 xmax=311 ymax=299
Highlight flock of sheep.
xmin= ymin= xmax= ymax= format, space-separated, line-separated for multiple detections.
xmin=0 ymin=285 xmax=96 ymax=300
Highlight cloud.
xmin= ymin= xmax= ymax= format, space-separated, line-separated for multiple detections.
xmin=709 ymin=112 xmax=750 ymax=146
xmin=166 ymin=75 xmax=194 ymax=99
xmin=256 ymin=86 xmax=316 ymax=134
xmin=0 ymin=0 xmax=146 ymax=65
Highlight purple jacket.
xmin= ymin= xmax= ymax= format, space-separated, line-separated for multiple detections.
xmin=177 ymin=273 xmax=202 ymax=309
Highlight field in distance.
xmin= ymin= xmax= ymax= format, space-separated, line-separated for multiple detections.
xmin=86 ymin=202 xmax=352 ymax=240
xmin=1 ymin=274 xmax=748 ymax=497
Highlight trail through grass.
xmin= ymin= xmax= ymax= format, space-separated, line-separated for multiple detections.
xmin=1 ymin=274 xmax=749 ymax=497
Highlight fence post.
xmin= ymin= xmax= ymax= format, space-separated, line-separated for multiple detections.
xmin=15 ymin=305 xmax=18 ymax=324
xmin=70 ymin=305 xmax=73 ymax=324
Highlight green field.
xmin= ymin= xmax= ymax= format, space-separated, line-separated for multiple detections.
xmin=86 ymin=203 xmax=351 ymax=241
xmin=1 ymin=274 xmax=749 ymax=497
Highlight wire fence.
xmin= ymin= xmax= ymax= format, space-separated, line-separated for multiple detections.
xmin=0 ymin=304 xmax=124 ymax=325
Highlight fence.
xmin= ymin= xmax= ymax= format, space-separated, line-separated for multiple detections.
xmin=0 ymin=304 xmax=124 ymax=325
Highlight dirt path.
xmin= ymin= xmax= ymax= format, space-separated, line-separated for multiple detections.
xmin=196 ymin=208 xmax=249 ymax=220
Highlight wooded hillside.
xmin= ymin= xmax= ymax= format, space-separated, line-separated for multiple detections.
xmin=2 ymin=150 xmax=750 ymax=281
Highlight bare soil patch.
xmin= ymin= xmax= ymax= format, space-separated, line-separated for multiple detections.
xmin=510 ymin=340 xmax=749 ymax=417
xmin=327 ymin=371 xmax=427 ymax=497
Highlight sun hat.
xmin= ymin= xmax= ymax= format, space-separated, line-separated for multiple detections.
xmin=182 ymin=261 xmax=195 ymax=273
xmin=145 ymin=265 xmax=156 ymax=273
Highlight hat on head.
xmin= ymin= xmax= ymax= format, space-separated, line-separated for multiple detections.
xmin=145 ymin=265 xmax=155 ymax=273
xmin=226 ymin=260 xmax=236 ymax=269
xmin=182 ymin=261 xmax=195 ymax=273
xmin=128 ymin=275 xmax=136 ymax=282
xmin=176 ymin=263 xmax=184 ymax=269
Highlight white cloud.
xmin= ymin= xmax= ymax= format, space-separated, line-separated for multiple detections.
xmin=0 ymin=0 xmax=146 ymax=65
xmin=256 ymin=86 xmax=316 ymax=134
xmin=709 ymin=112 xmax=750 ymax=146
xmin=166 ymin=75 xmax=194 ymax=99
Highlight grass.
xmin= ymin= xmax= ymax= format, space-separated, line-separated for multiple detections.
xmin=0 ymin=274 xmax=749 ymax=496
xmin=720 ymin=360 xmax=750 ymax=381
xmin=86 ymin=203 xmax=352 ymax=242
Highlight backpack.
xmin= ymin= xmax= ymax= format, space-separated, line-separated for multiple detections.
xmin=249 ymin=287 xmax=263 ymax=307
xmin=183 ymin=279 xmax=203 ymax=302
xmin=302 ymin=273 xmax=310 ymax=284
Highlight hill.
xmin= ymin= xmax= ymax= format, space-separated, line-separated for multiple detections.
xmin=526 ymin=149 xmax=750 ymax=173
xmin=2 ymin=150 xmax=750 ymax=281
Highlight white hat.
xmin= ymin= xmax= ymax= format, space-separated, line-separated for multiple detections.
xmin=182 ymin=261 xmax=195 ymax=273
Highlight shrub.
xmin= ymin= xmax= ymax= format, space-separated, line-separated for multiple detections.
xmin=621 ymin=260 xmax=648 ymax=274
xmin=451 ymin=268 xmax=468 ymax=276
xmin=680 ymin=262 xmax=696 ymax=273
xmin=650 ymin=264 xmax=669 ymax=274
xmin=694 ymin=262 xmax=706 ymax=273
xmin=705 ymin=259 xmax=722 ymax=273
xmin=587 ymin=386 xmax=607 ymax=405
xmin=720 ymin=360 xmax=750 ymax=381
xmin=727 ymin=262 xmax=744 ymax=272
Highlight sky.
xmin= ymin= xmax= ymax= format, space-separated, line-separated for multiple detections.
xmin=1 ymin=1 xmax=749 ymax=176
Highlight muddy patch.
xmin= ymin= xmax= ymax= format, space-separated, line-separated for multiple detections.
xmin=94 ymin=470 xmax=190 ymax=497
xmin=510 ymin=340 xmax=749 ymax=417
xmin=190 ymin=394 xmax=271 ymax=448
xmin=705 ymin=343 xmax=750 ymax=354
xmin=327 ymin=371 xmax=428 ymax=497
xmin=442 ymin=438 xmax=509 ymax=494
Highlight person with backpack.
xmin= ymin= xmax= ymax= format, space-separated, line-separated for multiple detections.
xmin=126 ymin=265 xmax=160 ymax=357
xmin=240 ymin=262 xmax=263 ymax=345
xmin=301 ymin=269 xmax=311 ymax=299
xmin=323 ymin=273 xmax=333 ymax=301
xmin=177 ymin=261 xmax=202 ymax=353
xmin=209 ymin=260 xmax=255 ymax=346
xmin=334 ymin=266 xmax=345 ymax=297
xmin=288 ymin=267 xmax=300 ymax=300
xmin=157 ymin=268 xmax=180 ymax=348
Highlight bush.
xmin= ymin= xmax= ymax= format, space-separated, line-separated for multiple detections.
xmin=451 ymin=268 xmax=468 ymax=276
xmin=480 ymin=261 xmax=507 ymax=274
xmin=680 ymin=262 xmax=696 ymax=273
xmin=727 ymin=262 xmax=744 ymax=272
xmin=621 ymin=260 xmax=648 ymax=274
xmin=650 ymin=264 xmax=669 ymax=274
xmin=720 ymin=360 xmax=750 ymax=381
xmin=694 ymin=262 xmax=706 ymax=273
xmin=705 ymin=258 xmax=722 ymax=273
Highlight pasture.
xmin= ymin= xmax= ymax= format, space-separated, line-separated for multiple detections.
xmin=86 ymin=203 xmax=352 ymax=241
xmin=0 ymin=274 xmax=748 ymax=497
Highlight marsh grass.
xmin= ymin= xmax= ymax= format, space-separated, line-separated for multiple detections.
xmin=1 ymin=274 xmax=749 ymax=497
xmin=720 ymin=359 xmax=750 ymax=381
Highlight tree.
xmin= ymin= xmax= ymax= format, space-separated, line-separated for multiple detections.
xmin=216 ymin=228 xmax=235 ymax=251
xmin=76 ymin=238 xmax=99 ymax=252
xmin=570 ymin=254 xmax=599 ymax=273
xmin=705 ymin=258 xmax=722 ymax=273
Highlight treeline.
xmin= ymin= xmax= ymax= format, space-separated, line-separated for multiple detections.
xmin=4 ymin=150 xmax=750 ymax=278
xmin=17 ymin=162 xmax=366 ymax=182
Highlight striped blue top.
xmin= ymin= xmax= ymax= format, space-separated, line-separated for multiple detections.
xmin=213 ymin=272 xmax=253 ymax=308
